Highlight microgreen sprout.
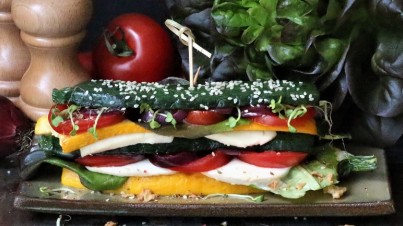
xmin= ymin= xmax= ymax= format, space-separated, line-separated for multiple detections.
xmin=203 ymin=193 xmax=265 ymax=203
xmin=40 ymin=186 xmax=76 ymax=196
xmin=140 ymin=103 xmax=151 ymax=114
xmin=226 ymin=107 xmax=241 ymax=128
xmin=66 ymin=105 xmax=80 ymax=136
xmin=286 ymin=106 xmax=307 ymax=133
xmin=164 ymin=112 xmax=177 ymax=128
xmin=50 ymin=105 xmax=81 ymax=136
xmin=269 ymin=97 xmax=309 ymax=133
xmin=88 ymin=107 xmax=107 ymax=139
xmin=149 ymin=110 xmax=161 ymax=129
xmin=56 ymin=214 xmax=72 ymax=226
xmin=51 ymin=110 xmax=65 ymax=128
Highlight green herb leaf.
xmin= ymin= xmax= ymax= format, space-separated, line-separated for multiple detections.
xmin=150 ymin=120 xmax=161 ymax=129
xmin=203 ymin=193 xmax=265 ymax=203
xmin=226 ymin=116 xmax=238 ymax=128
xmin=88 ymin=127 xmax=97 ymax=139
xmin=140 ymin=103 xmax=151 ymax=114
xmin=87 ymin=107 xmax=107 ymax=139
xmin=149 ymin=110 xmax=161 ymax=129
xmin=69 ymin=124 xmax=79 ymax=136
xmin=44 ymin=158 xmax=128 ymax=191
xmin=225 ymin=107 xmax=241 ymax=128
xmin=165 ymin=112 xmax=177 ymax=128
xmin=51 ymin=116 xmax=64 ymax=127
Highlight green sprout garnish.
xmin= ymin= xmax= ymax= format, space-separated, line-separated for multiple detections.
xmin=66 ymin=105 xmax=80 ymax=136
xmin=140 ymin=103 xmax=151 ymax=114
xmin=285 ymin=106 xmax=307 ymax=133
xmin=269 ymin=97 xmax=308 ymax=133
xmin=50 ymin=104 xmax=81 ymax=136
xmin=203 ymin=193 xmax=265 ymax=203
xmin=164 ymin=112 xmax=177 ymax=128
xmin=39 ymin=186 xmax=76 ymax=196
xmin=149 ymin=110 xmax=161 ymax=129
xmin=226 ymin=107 xmax=241 ymax=128
xmin=88 ymin=107 xmax=107 ymax=139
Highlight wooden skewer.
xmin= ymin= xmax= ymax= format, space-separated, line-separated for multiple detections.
xmin=165 ymin=19 xmax=212 ymax=58
xmin=165 ymin=19 xmax=212 ymax=88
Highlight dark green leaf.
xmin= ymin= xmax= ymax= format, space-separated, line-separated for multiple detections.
xmin=212 ymin=2 xmax=253 ymax=39
xmin=241 ymin=24 xmax=264 ymax=44
xmin=345 ymin=32 xmax=403 ymax=117
xmin=165 ymin=0 xmax=214 ymax=20
xmin=369 ymin=0 xmax=403 ymax=29
xmin=267 ymin=43 xmax=305 ymax=66
xmin=246 ymin=63 xmax=274 ymax=80
xmin=349 ymin=109 xmax=403 ymax=148
xmin=44 ymin=158 xmax=128 ymax=191
xmin=314 ymin=38 xmax=346 ymax=73
xmin=276 ymin=0 xmax=313 ymax=25
xmin=372 ymin=30 xmax=403 ymax=79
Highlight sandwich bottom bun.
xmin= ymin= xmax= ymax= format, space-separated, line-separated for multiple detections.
xmin=61 ymin=169 xmax=265 ymax=195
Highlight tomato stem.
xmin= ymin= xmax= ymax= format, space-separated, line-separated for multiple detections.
xmin=103 ymin=27 xmax=134 ymax=57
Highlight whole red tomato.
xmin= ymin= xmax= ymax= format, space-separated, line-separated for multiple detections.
xmin=93 ymin=14 xmax=176 ymax=82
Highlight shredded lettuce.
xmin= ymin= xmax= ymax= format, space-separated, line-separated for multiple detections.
xmin=251 ymin=145 xmax=377 ymax=199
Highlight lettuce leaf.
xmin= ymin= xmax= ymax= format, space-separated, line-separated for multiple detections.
xmin=252 ymin=145 xmax=377 ymax=199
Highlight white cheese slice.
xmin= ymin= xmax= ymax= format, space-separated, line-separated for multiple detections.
xmin=202 ymin=159 xmax=290 ymax=187
xmin=80 ymin=133 xmax=173 ymax=156
xmin=86 ymin=159 xmax=176 ymax=177
xmin=86 ymin=158 xmax=290 ymax=188
xmin=205 ymin=130 xmax=277 ymax=148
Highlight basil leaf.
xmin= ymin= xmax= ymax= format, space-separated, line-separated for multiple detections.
xmin=44 ymin=158 xmax=128 ymax=191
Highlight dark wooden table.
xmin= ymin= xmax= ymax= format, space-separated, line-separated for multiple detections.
xmin=1 ymin=140 xmax=403 ymax=226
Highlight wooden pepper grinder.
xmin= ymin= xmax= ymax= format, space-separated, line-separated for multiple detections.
xmin=0 ymin=0 xmax=30 ymax=103
xmin=11 ymin=0 xmax=93 ymax=120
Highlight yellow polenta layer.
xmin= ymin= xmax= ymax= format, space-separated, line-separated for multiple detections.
xmin=61 ymin=168 xmax=264 ymax=195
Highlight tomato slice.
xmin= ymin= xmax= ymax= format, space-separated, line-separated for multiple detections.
xmin=237 ymin=151 xmax=308 ymax=168
xmin=48 ymin=104 xmax=125 ymax=135
xmin=75 ymin=155 xmax=145 ymax=167
xmin=169 ymin=151 xmax=231 ymax=173
xmin=184 ymin=110 xmax=227 ymax=125
xmin=251 ymin=107 xmax=316 ymax=127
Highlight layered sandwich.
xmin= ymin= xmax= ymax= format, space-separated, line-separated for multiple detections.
xmin=31 ymin=78 xmax=376 ymax=199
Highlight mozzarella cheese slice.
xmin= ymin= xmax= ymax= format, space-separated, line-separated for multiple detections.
xmin=86 ymin=159 xmax=176 ymax=177
xmin=205 ymin=130 xmax=277 ymax=148
xmin=80 ymin=133 xmax=173 ymax=156
xmin=86 ymin=158 xmax=291 ymax=188
xmin=202 ymin=159 xmax=290 ymax=187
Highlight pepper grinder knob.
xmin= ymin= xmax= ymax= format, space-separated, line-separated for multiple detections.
xmin=12 ymin=0 xmax=93 ymax=120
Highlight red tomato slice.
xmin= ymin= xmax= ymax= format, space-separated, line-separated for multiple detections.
xmin=238 ymin=151 xmax=308 ymax=168
xmin=184 ymin=110 xmax=227 ymax=125
xmin=75 ymin=155 xmax=145 ymax=167
xmin=169 ymin=151 xmax=231 ymax=173
xmin=251 ymin=107 xmax=316 ymax=127
xmin=48 ymin=104 xmax=125 ymax=135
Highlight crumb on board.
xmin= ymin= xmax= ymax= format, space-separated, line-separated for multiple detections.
xmin=104 ymin=221 xmax=118 ymax=226
xmin=323 ymin=185 xmax=347 ymax=199
xmin=137 ymin=189 xmax=158 ymax=202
